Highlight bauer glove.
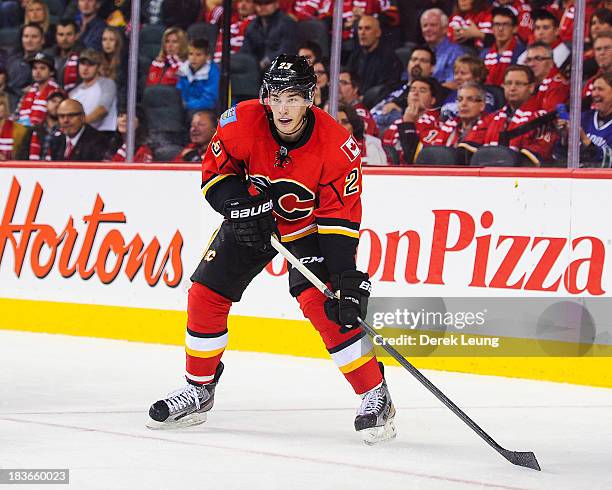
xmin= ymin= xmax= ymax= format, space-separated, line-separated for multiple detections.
xmin=324 ymin=270 xmax=371 ymax=333
xmin=223 ymin=194 xmax=278 ymax=252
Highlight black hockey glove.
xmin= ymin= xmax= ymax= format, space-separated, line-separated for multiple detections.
xmin=223 ymin=194 xmax=277 ymax=252
xmin=324 ymin=271 xmax=371 ymax=333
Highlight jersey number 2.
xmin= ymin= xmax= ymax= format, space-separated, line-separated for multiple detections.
xmin=344 ymin=168 xmax=360 ymax=196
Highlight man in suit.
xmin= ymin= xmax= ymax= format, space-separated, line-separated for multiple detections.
xmin=50 ymin=98 xmax=106 ymax=161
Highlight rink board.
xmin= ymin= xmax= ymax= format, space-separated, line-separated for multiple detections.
xmin=1 ymin=163 xmax=611 ymax=387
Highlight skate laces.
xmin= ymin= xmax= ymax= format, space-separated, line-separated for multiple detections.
xmin=358 ymin=384 xmax=386 ymax=416
xmin=165 ymin=385 xmax=204 ymax=413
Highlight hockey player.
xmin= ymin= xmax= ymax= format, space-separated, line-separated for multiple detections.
xmin=147 ymin=55 xmax=396 ymax=444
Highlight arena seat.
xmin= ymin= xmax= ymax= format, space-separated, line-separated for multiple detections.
xmin=45 ymin=0 xmax=65 ymax=23
xmin=187 ymin=22 xmax=218 ymax=49
xmin=296 ymin=20 xmax=330 ymax=59
xmin=0 ymin=27 xmax=19 ymax=51
xmin=394 ymin=42 xmax=416 ymax=69
xmin=470 ymin=145 xmax=520 ymax=167
xmin=142 ymin=85 xmax=185 ymax=133
xmin=230 ymin=53 xmax=261 ymax=102
xmin=362 ymin=84 xmax=388 ymax=110
xmin=154 ymin=143 xmax=184 ymax=162
xmin=415 ymin=146 xmax=464 ymax=165
xmin=382 ymin=143 xmax=400 ymax=165
xmin=485 ymin=84 xmax=505 ymax=111
xmin=139 ymin=24 xmax=166 ymax=62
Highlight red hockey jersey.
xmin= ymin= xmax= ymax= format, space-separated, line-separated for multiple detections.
xmin=382 ymin=109 xmax=440 ymax=164
xmin=201 ymin=100 xmax=363 ymax=254
xmin=535 ymin=65 xmax=569 ymax=112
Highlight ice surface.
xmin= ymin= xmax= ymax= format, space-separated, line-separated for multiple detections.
xmin=1 ymin=330 xmax=611 ymax=489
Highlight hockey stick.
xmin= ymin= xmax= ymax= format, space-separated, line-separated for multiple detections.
xmin=270 ymin=235 xmax=541 ymax=471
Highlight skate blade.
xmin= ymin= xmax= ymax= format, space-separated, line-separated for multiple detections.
xmin=360 ymin=418 xmax=397 ymax=446
xmin=145 ymin=412 xmax=207 ymax=430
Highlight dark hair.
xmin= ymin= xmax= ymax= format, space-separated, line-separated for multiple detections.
xmin=57 ymin=18 xmax=78 ymax=31
xmin=108 ymin=106 xmax=149 ymax=156
xmin=532 ymin=9 xmax=560 ymax=28
xmin=504 ymin=64 xmax=535 ymax=84
xmin=192 ymin=109 xmax=217 ymax=128
xmin=189 ymin=38 xmax=210 ymax=54
xmin=337 ymin=103 xmax=365 ymax=140
xmin=594 ymin=71 xmax=612 ymax=88
xmin=21 ymin=22 xmax=44 ymax=37
xmin=297 ymin=40 xmax=322 ymax=63
xmin=491 ymin=6 xmax=518 ymax=26
xmin=410 ymin=76 xmax=442 ymax=103
xmin=411 ymin=45 xmax=436 ymax=67
xmin=339 ymin=68 xmax=361 ymax=91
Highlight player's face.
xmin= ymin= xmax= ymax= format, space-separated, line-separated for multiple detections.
xmin=164 ymin=33 xmax=180 ymax=57
xmin=592 ymin=78 xmax=612 ymax=117
xmin=534 ymin=20 xmax=557 ymax=45
xmin=502 ymin=70 xmax=534 ymax=106
xmin=453 ymin=62 xmax=474 ymax=85
xmin=525 ymin=47 xmax=553 ymax=81
xmin=408 ymin=81 xmax=434 ymax=111
xmin=457 ymin=87 xmax=485 ymax=122
xmin=31 ymin=62 xmax=52 ymax=83
xmin=336 ymin=110 xmax=353 ymax=133
xmin=594 ymin=37 xmax=612 ymax=71
xmin=268 ymin=91 xmax=310 ymax=134
xmin=56 ymin=24 xmax=77 ymax=51
xmin=408 ymin=50 xmax=433 ymax=79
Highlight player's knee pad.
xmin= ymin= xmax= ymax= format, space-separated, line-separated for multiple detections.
xmin=297 ymin=286 xmax=344 ymax=337
xmin=187 ymin=281 xmax=232 ymax=333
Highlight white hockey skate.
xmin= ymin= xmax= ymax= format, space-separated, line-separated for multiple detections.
xmin=354 ymin=378 xmax=397 ymax=445
xmin=146 ymin=363 xmax=223 ymax=430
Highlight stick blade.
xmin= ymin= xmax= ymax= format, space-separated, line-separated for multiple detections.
xmin=501 ymin=449 xmax=541 ymax=471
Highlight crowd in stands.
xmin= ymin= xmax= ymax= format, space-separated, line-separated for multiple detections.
xmin=0 ymin=0 xmax=611 ymax=167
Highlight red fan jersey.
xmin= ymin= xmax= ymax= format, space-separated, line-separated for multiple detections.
xmin=382 ymin=109 xmax=440 ymax=164
xmin=354 ymin=102 xmax=379 ymax=137
xmin=201 ymin=100 xmax=363 ymax=256
xmin=448 ymin=8 xmax=492 ymax=49
xmin=535 ymin=65 xmax=569 ymax=112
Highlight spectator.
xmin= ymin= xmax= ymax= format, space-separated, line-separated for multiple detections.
xmin=584 ymin=8 xmax=612 ymax=80
xmin=100 ymin=27 xmax=124 ymax=83
xmin=213 ymin=0 xmax=257 ymax=64
xmin=584 ymin=32 xmax=612 ymax=107
xmin=105 ymin=110 xmax=153 ymax=162
xmin=338 ymin=69 xmax=379 ymax=136
xmin=312 ymin=59 xmax=328 ymax=108
xmin=177 ymin=38 xmax=220 ymax=115
xmin=346 ymin=15 xmax=403 ymax=94
xmin=0 ymin=93 xmax=29 ymax=161
xmin=555 ymin=0 xmax=597 ymax=44
xmin=6 ymin=23 xmax=45 ymax=94
xmin=336 ymin=103 xmax=387 ymax=166
xmin=69 ymin=49 xmax=118 ymax=134
xmin=463 ymin=65 xmax=554 ymax=165
xmin=141 ymin=0 xmax=165 ymax=25
xmin=0 ymin=63 xmax=19 ymax=113
xmin=382 ymin=76 xmax=442 ymax=164
xmin=524 ymin=41 xmax=568 ymax=112
xmin=147 ymin=27 xmax=188 ymax=87
xmin=23 ymin=0 xmax=55 ymax=47
xmin=297 ymin=41 xmax=322 ymax=66
xmin=481 ymin=7 xmax=525 ymax=86
xmin=440 ymin=54 xmax=498 ymax=120
xmin=491 ymin=0 xmax=532 ymax=45
xmin=575 ymin=72 xmax=612 ymax=167
xmin=517 ymin=9 xmax=570 ymax=69
xmin=448 ymin=0 xmax=492 ymax=51
xmin=421 ymin=8 xmax=466 ymax=83
xmin=75 ymin=0 xmax=107 ymax=51
xmin=16 ymin=52 xmax=60 ymax=127
xmin=370 ymin=45 xmax=436 ymax=132
xmin=198 ymin=0 xmax=224 ymax=24
xmin=241 ymin=0 xmax=297 ymax=71
xmin=436 ymin=81 xmax=488 ymax=150
xmin=50 ymin=98 xmax=107 ymax=161
xmin=289 ymin=0 xmax=328 ymax=21
xmin=173 ymin=110 xmax=216 ymax=162
xmin=46 ymin=19 xmax=82 ymax=92
xmin=28 ymin=89 xmax=66 ymax=160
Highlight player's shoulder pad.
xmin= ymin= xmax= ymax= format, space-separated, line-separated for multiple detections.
xmin=218 ymin=99 xmax=266 ymax=134
xmin=219 ymin=106 xmax=238 ymax=128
